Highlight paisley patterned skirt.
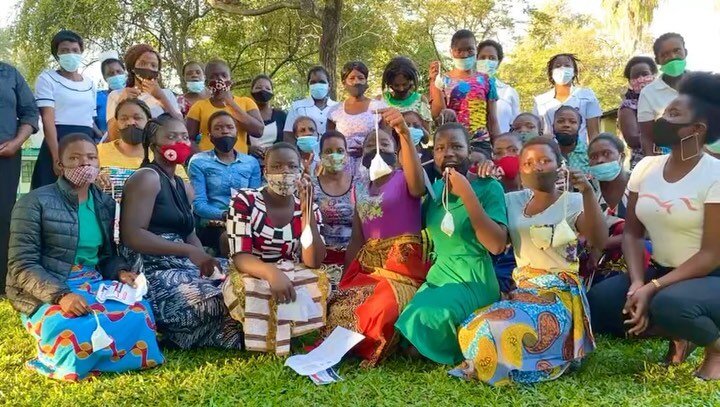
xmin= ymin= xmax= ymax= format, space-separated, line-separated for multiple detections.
xmin=323 ymin=234 xmax=430 ymax=367
xmin=122 ymin=233 xmax=243 ymax=350
xmin=21 ymin=266 xmax=164 ymax=381
xmin=455 ymin=266 xmax=595 ymax=386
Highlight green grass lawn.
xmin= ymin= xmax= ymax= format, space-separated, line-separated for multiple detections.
xmin=1 ymin=299 xmax=718 ymax=407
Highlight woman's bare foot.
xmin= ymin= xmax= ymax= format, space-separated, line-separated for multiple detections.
xmin=695 ymin=341 xmax=720 ymax=381
xmin=662 ymin=339 xmax=697 ymax=366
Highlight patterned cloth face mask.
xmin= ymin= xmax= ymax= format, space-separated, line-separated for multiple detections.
xmin=266 ymin=173 xmax=300 ymax=196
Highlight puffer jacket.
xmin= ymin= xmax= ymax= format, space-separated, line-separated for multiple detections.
xmin=6 ymin=177 xmax=129 ymax=315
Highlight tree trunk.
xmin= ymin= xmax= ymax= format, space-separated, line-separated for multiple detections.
xmin=319 ymin=0 xmax=343 ymax=99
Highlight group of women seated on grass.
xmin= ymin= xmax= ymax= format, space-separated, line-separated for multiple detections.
xmin=7 ymin=28 xmax=720 ymax=385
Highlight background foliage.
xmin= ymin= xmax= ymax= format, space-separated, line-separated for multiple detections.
xmin=6 ymin=0 xmax=657 ymax=112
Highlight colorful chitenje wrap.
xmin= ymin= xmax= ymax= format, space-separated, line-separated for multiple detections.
xmin=223 ymin=261 xmax=330 ymax=355
xmin=455 ymin=265 xmax=595 ymax=386
xmin=323 ymin=234 xmax=430 ymax=367
xmin=21 ymin=265 xmax=164 ymax=382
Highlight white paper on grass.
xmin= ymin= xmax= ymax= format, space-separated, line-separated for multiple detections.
xmin=284 ymin=327 xmax=365 ymax=376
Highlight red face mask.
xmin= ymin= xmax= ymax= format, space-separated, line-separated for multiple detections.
xmin=494 ymin=155 xmax=520 ymax=180
xmin=160 ymin=142 xmax=192 ymax=165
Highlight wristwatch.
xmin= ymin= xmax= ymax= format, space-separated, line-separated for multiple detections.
xmin=650 ymin=279 xmax=662 ymax=289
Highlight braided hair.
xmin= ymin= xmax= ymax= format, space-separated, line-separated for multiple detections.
xmin=141 ymin=114 xmax=173 ymax=166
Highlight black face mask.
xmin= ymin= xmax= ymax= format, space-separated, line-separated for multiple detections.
xmin=119 ymin=125 xmax=144 ymax=145
xmin=251 ymin=90 xmax=274 ymax=103
xmin=346 ymin=83 xmax=368 ymax=98
xmin=362 ymin=151 xmax=397 ymax=169
xmin=520 ymin=171 xmax=558 ymax=193
xmin=133 ymin=68 xmax=158 ymax=81
xmin=555 ymin=132 xmax=578 ymax=147
xmin=211 ymin=136 xmax=236 ymax=153
xmin=442 ymin=157 xmax=471 ymax=176
xmin=391 ymin=88 xmax=411 ymax=99
xmin=652 ymin=117 xmax=692 ymax=148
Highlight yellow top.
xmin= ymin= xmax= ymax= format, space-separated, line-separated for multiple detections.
xmin=186 ymin=96 xmax=259 ymax=153
xmin=97 ymin=140 xmax=189 ymax=180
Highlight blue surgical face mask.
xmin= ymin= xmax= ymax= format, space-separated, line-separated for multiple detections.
xmin=309 ymin=83 xmax=329 ymax=100
xmin=106 ymin=74 xmax=127 ymax=91
xmin=588 ymin=160 xmax=622 ymax=182
xmin=476 ymin=59 xmax=499 ymax=76
xmin=453 ymin=55 xmax=476 ymax=71
xmin=296 ymin=135 xmax=319 ymax=153
xmin=409 ymin=127 xmax=424 ymax=146
xmin=186 ymin=80 xmax=205 ymax=93
xmin=58 ymin=53 xmax=83 ymax=72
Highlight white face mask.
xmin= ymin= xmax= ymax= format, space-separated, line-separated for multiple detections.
xmin=440 ymin=168 xmax=455 ymax=237
xmin=528 ymin=165 xmax=577 ymax=250
xmin=369 ymin=111 xmax=393 ymax=181
xmin=300 ymin=184 xmax=314 ymax=249
xmin=91 ymin=311 xmax=114 ymax=352
xmin=552 ymin=67 xmax=575 ymax=85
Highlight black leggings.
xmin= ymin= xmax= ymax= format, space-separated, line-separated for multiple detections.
xmin=587 ymin=265 xmax=720 ymax=346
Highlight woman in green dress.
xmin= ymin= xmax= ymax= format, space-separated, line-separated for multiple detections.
xmin=395 ymin=122 xmax=508 ymax=364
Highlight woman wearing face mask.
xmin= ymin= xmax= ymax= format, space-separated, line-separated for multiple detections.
xmin=177 ymin=61 xmax=209 ymax=117
xmin=429 ymin=29 xmax=500 ymax=142
xmin=380 ymin=56 xmax=432 ymax=125
xmin=98 ymin=99 xmax=189 ymax=201
xmin=510 ymin=112 xmax=543 ymax=144
xmin=474 ymin=132 xmax=522 ymax=294
xmin=553 ymin=105 xmax=590 ymax=174
xmin=96 ymin=57 xmax=127 ymax=135
xmin=638 ymin=33 xmax=689 ymax=157
xmin=223 ymin=143 xmax=329 ymax=355
xmin=188 ymin=111 xmax=261 ymax=256
xmin=106 ymin=44 xmax=181 ymax=142
xmin=32 ymin=30 xmax=101 ymax=190
xmin=120 ymin=115 xmax=243 ymax=350
xmin=619 ymin=56 xmax=658 ymax=169
xmin=187 ymin=59 xmax=264 ymax=154
xmin=283 ymin=66 xmax=337 ymax=140
xmin=476 ymin=39 xmax=520 ymax=134
xmin=248 ymin=74 xmax=287 ymax=162
xmin=327 ymin=61 xmax=387 ymax=171
xmin=396 ymin=123 xmax=508 ymax=365
xmin=534 ymin=53 xmax=602 ymax=143
xmin=403 ymin=111 xmax=432 ymax=162
xmin=323 ymin=107 xmax=428 ymax=367
xmin=7 ymin=133 xmax=164 ymax=381
xmin=312 ymin=131 xmax=354 ymax=281
xmin=454 ymin=137 xmax=606 ymax=385
xmin=581 ymin=133 xmax=642 ymax=288
xmin=589 ymin=73 xmax=720 ymax=379
xmin=292 ymin=116 xmax=321 ymax=176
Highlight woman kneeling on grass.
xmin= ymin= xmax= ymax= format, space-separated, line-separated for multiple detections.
xmin=588 ymin=73 xmax=720 ymax=379
xmin=223 ymin=142 xmax=329 ymax=355
xmin=323 ymin=107 xmax=429 ymax=367
xmin=395 ymin=123 xmax=508 ymax=365
xmin=7 ymin=133 xmax=163 ymax=381
xmin=453 ymin=137 xmax=605 ymax=385
xmin=120 ymin=115 xmax=243 ymax=350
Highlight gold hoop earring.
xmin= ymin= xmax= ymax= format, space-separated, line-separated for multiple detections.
xmin=680 ymin=133 xmax=700 ymax=161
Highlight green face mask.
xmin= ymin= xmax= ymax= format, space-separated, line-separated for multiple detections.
xmin=660 ymin=59 xmax=687 ymax=77
xmin=706 ymin=139 xmax=720 ymax=155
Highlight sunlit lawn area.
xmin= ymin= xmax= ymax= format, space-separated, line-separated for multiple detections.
xmin=0 ymin=299 xmax=718 ymax=406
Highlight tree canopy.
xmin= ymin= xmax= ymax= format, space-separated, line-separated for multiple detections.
xmin=6 ymin=0 xmax=649 ymax=113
